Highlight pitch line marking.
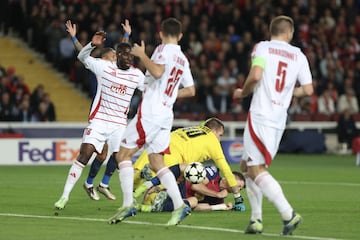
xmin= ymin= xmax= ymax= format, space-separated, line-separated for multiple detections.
xmin=0 ymin=213 xmax=344 ymax=240
xmin=280 ymin=181 xmax=360 ymax=187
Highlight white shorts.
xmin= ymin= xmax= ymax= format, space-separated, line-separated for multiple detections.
xmin=243 ymin=113 xmax=284 ymax=167
xmin=121 ymin=117 xmax=170 ymax=154
xmin=82 ymin=121 xmax=126 ymax=154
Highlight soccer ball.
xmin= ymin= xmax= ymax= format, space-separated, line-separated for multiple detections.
xmin=184 ymin=162 xmax=206 ymax=184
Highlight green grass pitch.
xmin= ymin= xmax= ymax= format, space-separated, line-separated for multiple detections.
xmin=0 ymin=154 xmax=359 ymax=240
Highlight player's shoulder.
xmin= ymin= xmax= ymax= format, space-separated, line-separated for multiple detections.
xmin=252 ymin=40 xmax=269 ymax=53
xmin=205 ymin=165 xmax=220 ymax=179
xmin=129 ymin=65 xmax=145 ymax=74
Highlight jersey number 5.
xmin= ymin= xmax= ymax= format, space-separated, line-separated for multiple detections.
xmin=165 ymin=67 xmax=183 ymax=97
xmin=275 ymin=61 xmax=288 ymax=93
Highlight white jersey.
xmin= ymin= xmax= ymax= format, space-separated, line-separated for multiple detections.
xmin=140 ymin=43 xmax=194 ymax=129
xmin=78 ymin=43 xmax=145 ymax=126
xmin=250 ymin=40 xmax=312 ymax=129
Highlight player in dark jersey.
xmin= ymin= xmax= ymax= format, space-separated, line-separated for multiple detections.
xmin=138 ymin=164 xmax=245 ymax=212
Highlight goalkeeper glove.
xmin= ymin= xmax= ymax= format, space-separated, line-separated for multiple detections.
xmin=232 ymin=196 xmax=246 ymax=211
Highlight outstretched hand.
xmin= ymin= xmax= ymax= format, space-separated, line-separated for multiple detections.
xmin=122 ymin=19 xmax=131 ymax=35
xmin=65 ymin=20 xmax=76 ymax=37
xmin=131 ymin=41 xmax=146 ymax=58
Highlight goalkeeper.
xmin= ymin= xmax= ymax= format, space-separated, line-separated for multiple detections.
xmin=134 ymin=117 xmax=246 ymax=211
xmin=137 ymin=163 xmax=245 ymax=212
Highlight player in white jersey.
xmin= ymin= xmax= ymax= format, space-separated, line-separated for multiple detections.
xmin=63 ymin=19 xmax=134 ymax=201
xmin=108 ymin=18 xmax=195 ymax=226
xmin=54 ymin=29 xmax=145 ymax=210
xmin=233 ymin=16 xmax=314 ymax=236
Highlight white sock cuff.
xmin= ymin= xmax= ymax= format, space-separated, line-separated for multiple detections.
xmin=74 ymin=160 xmax=85 ymax=168
xmin=254 ymin=171 xmax=270 ymax=185
xmin=156 ymin=167 xmax=170 ymax=177
xmin=211 ymin=204 xmax=228 ymax=211
xmin=118 ymin=160 xmax=132 ymax=169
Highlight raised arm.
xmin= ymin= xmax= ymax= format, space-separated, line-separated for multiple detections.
xmin=131 ymin=41 xmax=165 ymax=79
xmin=121 ymin=19 xmax=131 ymax=43
xmin=78 ymin=31 xmax=106 ymax=66
xmin=65 ymin=20 xmax=83 ymax=52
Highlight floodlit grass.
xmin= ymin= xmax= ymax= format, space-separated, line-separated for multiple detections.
xmin=0 ymin=154 xmax=359 ymax=240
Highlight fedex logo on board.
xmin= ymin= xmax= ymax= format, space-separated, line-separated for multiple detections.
xmin=18 ymin=141 xmax=79 ymax=162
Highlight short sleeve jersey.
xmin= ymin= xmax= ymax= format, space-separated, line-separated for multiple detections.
xmin=250 ymin=40 xmax=312 ymax=129
xmin=140 ymin=44 xmax=194 ymax=129
xmin=78 ymin=43 xmax=145 ymax=126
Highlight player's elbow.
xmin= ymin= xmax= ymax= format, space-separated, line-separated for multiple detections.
xmin=152 ymin=65 xmax=165 ymax=79
xmin=77 ymin=52 xmax=85 ymax=62
xmin=302 ymin=84 xmax=314 ymax=96
xmin=187 ymin=85 xmax=196 ymax=97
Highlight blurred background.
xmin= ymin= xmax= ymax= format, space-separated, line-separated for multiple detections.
xmin=0 ymin=0 xmax=360 ymax=160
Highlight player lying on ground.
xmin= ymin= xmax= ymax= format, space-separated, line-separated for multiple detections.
xmin=135 ymin=163 xmax=245 ymax=212
xmin=133 ymin=117 xmax=246 ymax=211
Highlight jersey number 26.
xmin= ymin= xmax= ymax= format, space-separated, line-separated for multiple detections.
xmin=165 ymin=67 xmax=183 ymax=97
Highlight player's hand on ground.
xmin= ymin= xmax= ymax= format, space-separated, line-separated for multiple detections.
xmin=226 ymin=202 xmax=233 ymax=210
xmin=232 ymin=202 xmax=246 ymax=211
xmin=92 ymin=31 xmax=106 ymax=46
xmin=65 ymin=20 xmax=76 ymax=37
xmin=232 ymin=195 xmax=246 ymax=211
xmin=217 ymin=189 xmax=228 ymax=199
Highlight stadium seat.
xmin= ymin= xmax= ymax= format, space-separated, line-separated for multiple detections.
xmin=215 ymin=113 xmax=235 ymax=121
xmin=332 ymin=113 xmax=340 ymax=121
xmin=313 ymin=113 xmax=332 ymax=121
xmin=352 ymin=113 xmax=360 ymax=121
xmin=235 ymin=112 xmax=248 ymax=121
xmin=0 ymin=38 xmax=91 ymax=121
xmin=293 ymin=113 xmax=312 ymax=121
xmin=175 ymin=112 xmax=197 ymax=121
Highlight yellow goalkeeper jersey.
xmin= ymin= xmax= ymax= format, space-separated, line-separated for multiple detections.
xmin=134 ymin=125 xmax=237 ymax=188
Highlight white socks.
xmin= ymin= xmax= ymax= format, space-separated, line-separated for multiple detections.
xmin=61 ymin=161 xmax=85 ymax=200
xmin=118 ymin=160 xmax=134 ymax=207
xmin=255 ymin=171 xmax=293 ymax=221
xmin=157 ymin=167 xmax=184 ymax=210
xmin=245 ymin=173 xmax=263 ymax=221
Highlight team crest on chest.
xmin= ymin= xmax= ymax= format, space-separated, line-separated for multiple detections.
xmin=111 ymin=84 xmax=127 ymax=95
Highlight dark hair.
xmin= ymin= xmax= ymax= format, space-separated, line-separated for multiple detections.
xmin=269 ymin=15 xmax=294 ymax=36
xmin=204 ymin=117 xmax=224 ymax=131
xmin=115 ymin=42 xmax=131 ymax=55
xmin=232 ymin=171 xmax=246 ymax=188
xmin=116 ymin=42 xmax=132 ymax=70
xmin=161 ymin=18 xmax=182 ymax=37
xmin=100 ymin=47 xmax=115 ymax=57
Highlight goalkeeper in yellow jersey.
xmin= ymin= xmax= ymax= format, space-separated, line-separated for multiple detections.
xmin=134 ymin=117 xmax=246 ymax=211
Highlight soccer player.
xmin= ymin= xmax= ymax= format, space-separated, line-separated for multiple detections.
xmin=139 ymin=164 xmax=245 ymax=212
xmin=54 ymin=29 xmax=145 ymax=210
xmin=108 ymin=17 xmax=195 ymax=226
xmin=64 ymin=20 xmax=132 ymax=201
xmin=133 ymin=117 xmax=246 ymax=211
xmin=233 ymin=15 xmax=314 ymax=235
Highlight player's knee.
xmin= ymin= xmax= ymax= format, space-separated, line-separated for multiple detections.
xmin=96 ymin=153 xmax=107 ymax=161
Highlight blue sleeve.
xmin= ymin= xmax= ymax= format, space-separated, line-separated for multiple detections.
xmin=205 ymin=165 xmax=219 ymax=181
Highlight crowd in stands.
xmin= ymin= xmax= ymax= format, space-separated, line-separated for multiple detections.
xmin=1 ymin=0 xmax=360 ymax=122
xmin=0 ymin=65 xmax=56 ymax=122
